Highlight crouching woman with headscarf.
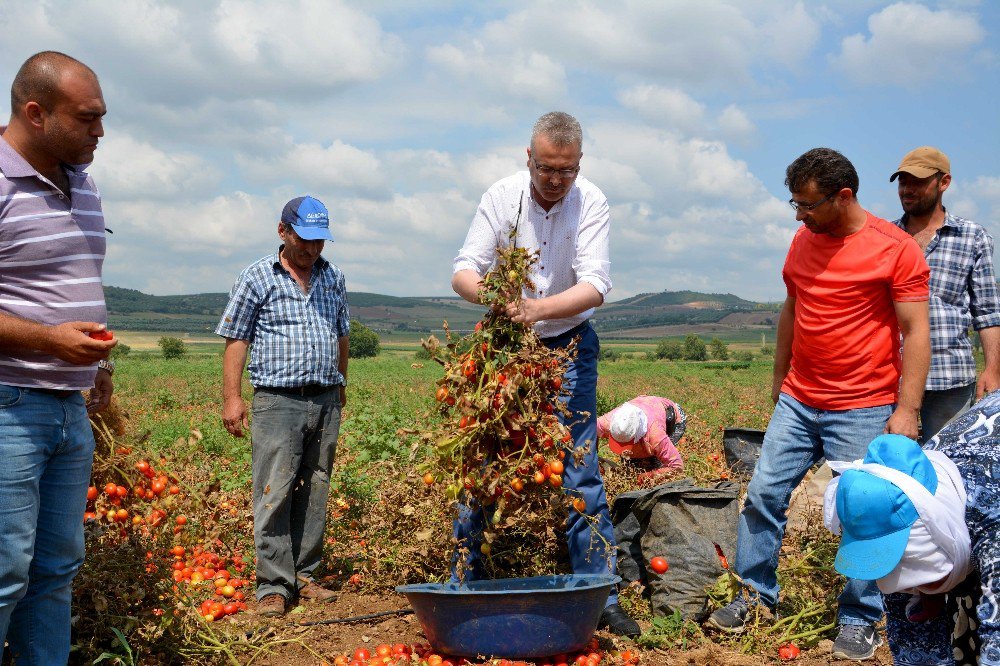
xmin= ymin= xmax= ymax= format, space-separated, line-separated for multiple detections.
xmin=824 ymin=391 xmax=1000 ymax=665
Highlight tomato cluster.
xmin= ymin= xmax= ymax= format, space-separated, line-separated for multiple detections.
xmin=85 ymin=459 xmax=183 ymax=532
xmin=166 ymin=544 xmax=250 ymax=621
xmin=325 ymin=639 xmax=635 ymax=666
xmin=413 ymin=238 xmax=591 ymax=545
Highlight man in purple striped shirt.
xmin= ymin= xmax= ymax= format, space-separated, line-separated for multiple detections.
xmin=0 ymin=51 xmax=115 ymax=664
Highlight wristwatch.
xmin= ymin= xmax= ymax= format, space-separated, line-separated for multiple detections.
xmin=98 ymin=359 xmax=115 ymax=376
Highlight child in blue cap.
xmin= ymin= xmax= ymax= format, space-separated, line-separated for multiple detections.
xmin=825 ymin=391 xmax=1000 ymax=666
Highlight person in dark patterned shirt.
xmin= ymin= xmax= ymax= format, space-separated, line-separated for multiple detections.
xmin=826 ymin=392 xmax=1000 ymax=666
xmin=216 ymin=196 xmax=349 ymax=618
xmin=890 ymin=147 xmax=1000 ymax=443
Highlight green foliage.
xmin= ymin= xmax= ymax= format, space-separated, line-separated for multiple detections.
xmin=599 ymin=347 xmax=621 ymax=362
xmin=709 ymin=337 xmax=730 ymax=361
xmin=157 ymin=336 xmax=186 ymax=359
xmin=92 ymin=627 xmax=136 ymax=666
xmin=682 ymin=334 xmax=707 ymax=361
xmin=110 ymin=342 xmax=131 ymax=358
xmin=760 ymin=345 xmax=774 ymax=357
xmin=733 ymin=349 xmax=755 ymax=363
xmin=656 ymin=338 xmax=683 ymax=360
xmin=636 ymin=610 xmax=703 ymax=649
xmin=349 ymin=319 xmax=381 ymax=358
xmin=413 ymin=346 xmax=432 ymax=360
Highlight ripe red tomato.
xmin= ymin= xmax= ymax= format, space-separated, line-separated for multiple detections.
xmin=354 ymin=648 xmax=371 ymax=662
xmin=375 ymin=645 xmax=392 ymax=658
xmin=778 ymin=643 xmax=800 ymax=660
xmin=572 ymin=497 xmax=587 ymax=513
xmin=550 ymin=377 xmax=562 ymax=390
xmin=86 ymin=486 xmax=98 ymax=501
xmin=435 ymin=386 xmax=449 ymax=402
xmin=104 ymin=483 xmax=117 ymax=496
xmin=549 ymin=460 xmax=564 ymax=475
xmin=422 ymin=473 xmax=435 ymax=486
xmin=89 ymin=329 xmax=113 ymax=341
xmin=650 ymin=556 xmax=669 ymax=574
xmin=175 ymin=515 xmax=188 ymax=526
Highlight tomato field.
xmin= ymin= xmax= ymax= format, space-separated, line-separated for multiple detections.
xmin=71 ymin=348 xmax=881 ymax=665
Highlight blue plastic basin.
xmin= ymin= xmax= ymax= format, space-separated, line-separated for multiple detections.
xmin=396 ymin=574 xmax=620 ymax=658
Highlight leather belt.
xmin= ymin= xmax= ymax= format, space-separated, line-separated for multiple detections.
xmin=257 ymin=384 xmax=336 ymax=398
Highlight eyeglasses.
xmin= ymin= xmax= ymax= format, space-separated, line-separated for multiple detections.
xmin=788 ymin=191 xmax=837 ymax=212
xmin=531 ymin=158 xmax=580 ymax=180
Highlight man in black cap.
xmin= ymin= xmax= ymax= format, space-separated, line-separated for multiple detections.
xmin=217 ymin=196 xmax=349 ymax=617
xmin=891 ymin=147 xmax=1000 ymax=442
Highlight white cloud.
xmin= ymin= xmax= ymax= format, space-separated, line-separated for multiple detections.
xmin=426 ymin=41 xmax=567 ymax=103
xmin=0 ymin=0 xmax=402 ymax=105
xmin=716 ymin=105 xmax=757 ymax=143
xmin=88 ymin=135 xmax=221 ymax=202
xmin=618 ymin=85 xmax=706 ymax=135
xmin=237 ymin=140 xmax=389 ymax=199
xmin=831 ymin=2 xmax=986 ymax=88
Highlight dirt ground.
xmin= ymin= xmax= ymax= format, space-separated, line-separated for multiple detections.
xmin=225 ymin=592 xmax=895 ymax=666
xmin=222 ymin=468 xmax=897 ymax=666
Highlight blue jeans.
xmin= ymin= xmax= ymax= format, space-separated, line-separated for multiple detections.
xmin=920 ymin=382 xmax=975 ymax=444
xmin=0 ymin=385 xmax=95 ymax=665
xmin=452 ymin=323 xmax=619 ymax=605
xmin=735 ymin=392 xmax=891 ymax=625
xmin=251 ymin=388 xmax=342 ymax=600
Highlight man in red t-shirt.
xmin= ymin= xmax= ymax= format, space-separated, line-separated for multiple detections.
xmin=707 ymin=148 xmax=930 ymax=661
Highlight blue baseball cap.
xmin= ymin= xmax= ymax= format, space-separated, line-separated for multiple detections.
xmin=280 ymin=196 xmax=334 ymax=241
xmin=834 ymin=435 xmax=937 ymax=580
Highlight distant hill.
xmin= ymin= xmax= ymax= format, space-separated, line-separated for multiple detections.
xmin=104 ymin=286 xmax=778 ymax=337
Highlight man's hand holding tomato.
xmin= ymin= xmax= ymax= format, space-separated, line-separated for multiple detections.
xmin=45 ymin=321 xmax=116 ymax=364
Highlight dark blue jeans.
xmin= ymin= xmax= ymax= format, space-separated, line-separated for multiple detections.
xmin=452 ymin=323 xmax=619 ymax=605
xmin=0 ymin=386 xmax=95 ymax=665
xmin=735 ymin=393 xmax=890 ymax=625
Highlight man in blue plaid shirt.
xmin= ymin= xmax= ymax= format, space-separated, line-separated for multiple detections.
xmin=890 ymin=147 xmax=1000 ymax=443
xmin=216 ymin=196 xmax=350 ymax=617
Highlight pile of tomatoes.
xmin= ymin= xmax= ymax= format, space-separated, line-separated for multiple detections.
xmin=325 ymin=639 xmax=638 ymax=666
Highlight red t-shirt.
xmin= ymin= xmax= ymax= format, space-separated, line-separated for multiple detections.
xmin=781 ymin=212 xmax=929 ymax=410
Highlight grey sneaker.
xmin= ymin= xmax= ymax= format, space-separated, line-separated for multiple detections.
xmin=705 ymin=597 xmax=751 ymax=633
xmin=831 ymin=624 xmax=882 ymax=660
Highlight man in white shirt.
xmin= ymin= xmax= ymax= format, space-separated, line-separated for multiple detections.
xmin=452 ymin=111 xmax=639 ymax=637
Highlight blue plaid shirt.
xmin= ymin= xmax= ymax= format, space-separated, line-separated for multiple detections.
xmin=893 ymin=211 xmax=1000 ymax=391
xmin=216 ymin=247 xmax=350 ymax=388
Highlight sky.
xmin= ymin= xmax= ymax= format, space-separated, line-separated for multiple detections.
xmin=1 ymin=0 xmax=997 ymax=302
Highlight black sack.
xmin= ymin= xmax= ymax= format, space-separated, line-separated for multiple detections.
xmin=611 ymin=478 xmax=740 ymax=621
xmin=722 ymin=428 xmax=765 ymax=478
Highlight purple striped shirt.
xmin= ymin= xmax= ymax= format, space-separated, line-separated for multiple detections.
xmin=0 ymin=131 xmax=107 ymax=390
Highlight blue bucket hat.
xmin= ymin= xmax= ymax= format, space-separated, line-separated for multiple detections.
xmin=280 ymin=196 xmax=334 ymax=241
xmin=834 ymin=434 xmax=937 ymax=580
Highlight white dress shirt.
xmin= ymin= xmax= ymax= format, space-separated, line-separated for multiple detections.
xmin=453 ymin=171 xmax=612 ymax=338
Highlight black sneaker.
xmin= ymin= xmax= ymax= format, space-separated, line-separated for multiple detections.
xmin=831 ymin=624 xmax=882 ymax=660
xmin=597 ymin=603 xmax=641 ymax=637
xmin=705 ymin=597 xmax=751 ymax=633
